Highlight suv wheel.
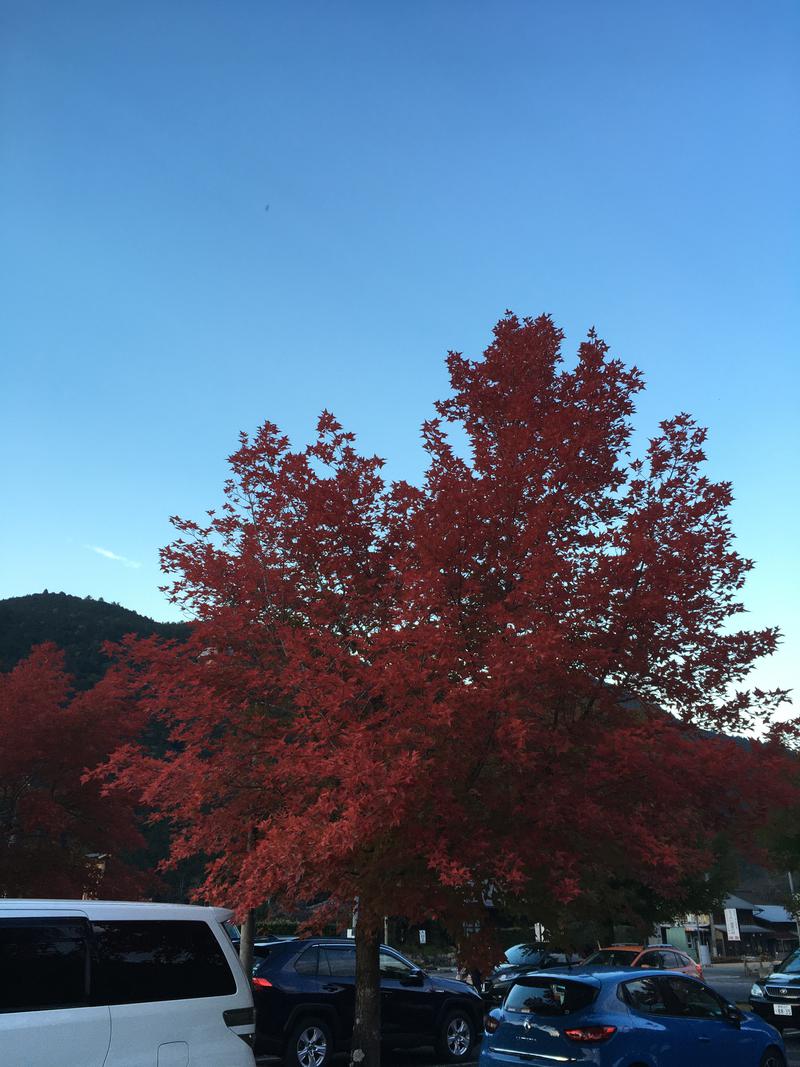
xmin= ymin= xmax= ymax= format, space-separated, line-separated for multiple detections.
xmin=285 ymin=1018 xmax=333 ymax=1067
xmin=436 ymin=1008 xmax=475 ymax=1062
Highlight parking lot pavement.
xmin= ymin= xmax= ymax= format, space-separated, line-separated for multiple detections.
xmin=259 ymin=1043 xmax=800 ymax=1066
xmin=258 ymin=1032 xmax=800 ymax=1067
xmin=703 ymin=967 xmax=754 ymax=1005
xmin=255 ymin=1053 xmax=473 ymax=1067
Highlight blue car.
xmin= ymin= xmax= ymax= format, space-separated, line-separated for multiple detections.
xmin=480 ymin=970 xmax=786 ymax=1066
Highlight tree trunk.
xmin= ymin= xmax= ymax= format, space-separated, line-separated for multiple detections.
xmin=239 ymin=907 xmax=255 ymax=979
xmin=350 ymin=916 xmax=381 ymax=1067
xmin=239 ymin=826 xmax=256 ymax=978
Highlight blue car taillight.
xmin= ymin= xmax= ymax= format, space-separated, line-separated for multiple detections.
xmin=564 ymin=1025 xmax=616 ymax=1043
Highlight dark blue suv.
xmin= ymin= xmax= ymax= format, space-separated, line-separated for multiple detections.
xmin=251 ymin=938 xmax=483 ymax=1067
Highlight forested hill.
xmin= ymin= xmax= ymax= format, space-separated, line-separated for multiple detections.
xmin=0 ymin=592 xmax=191 ymax=688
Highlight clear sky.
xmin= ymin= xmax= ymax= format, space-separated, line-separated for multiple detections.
xmin=1 ymin=1 xmax=798 ymax=701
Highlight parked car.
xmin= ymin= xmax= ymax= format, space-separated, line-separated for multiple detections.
xmin=481 ymin=970 xmax=786 ymax=1067
xmin=481 ymin=945 xmax=576 ymax=1006
xmin=580 ymin=943 xmax=703 ymax=978
xmin=250 ymin=937 xmax=483 ymax=1066
xmin=225 ymin=924 xmax=298 ymax=960
xmin=750 ymin=947 xmax=800 ymax=1032
xmin=0 ymin=898 xmax=256 ymax=1067
xmin=252 ymin=935 xmax=298 ymax=958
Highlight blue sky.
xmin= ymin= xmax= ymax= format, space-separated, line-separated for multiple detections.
xmin=1 ymin=0 xmax=797 ymax=701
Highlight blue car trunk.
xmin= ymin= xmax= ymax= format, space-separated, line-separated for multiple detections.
xmin=485 ymin=975 xmax=606 ymax=1063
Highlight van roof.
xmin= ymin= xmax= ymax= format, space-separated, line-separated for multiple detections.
xmin=0 ymin=900 xmax=234 ymax=923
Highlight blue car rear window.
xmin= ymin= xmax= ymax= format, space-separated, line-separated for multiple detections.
xmin=505 ymin=979 xmax=598 ymax=1016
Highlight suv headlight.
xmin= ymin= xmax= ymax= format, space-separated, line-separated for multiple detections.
xmin=750 ymin=983 xmax=765 ymax=998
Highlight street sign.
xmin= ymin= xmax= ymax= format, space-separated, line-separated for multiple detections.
xmin=418 ymin=929 xmax=427 ymax=944
xmin=724 ymin=908 xmax=741 ymax=941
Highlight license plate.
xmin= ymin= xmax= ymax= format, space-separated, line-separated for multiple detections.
xmin=774 ymin=1004 xmax=792 ymax=1016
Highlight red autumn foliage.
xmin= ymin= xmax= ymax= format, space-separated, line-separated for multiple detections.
xmin=98 ymin=313 xmax=796 ymax=1060
xmin=0 ymin=643 xmax=154 ymax=898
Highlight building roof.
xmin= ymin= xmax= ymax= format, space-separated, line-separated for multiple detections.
xmin=723 ymin=894 xmax=755 ymax=910
xmin=752 ymin=905 xmax=795 ymax=925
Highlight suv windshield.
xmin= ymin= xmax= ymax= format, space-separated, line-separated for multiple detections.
xmin=778 ymin=949 xmax=800 ymax=974
xmin=505 ymin=978 xmax=598 ymax=1016
xmin=583 ymin=949 xmax=638 ymax=967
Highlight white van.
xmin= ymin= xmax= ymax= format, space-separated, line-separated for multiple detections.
xmin=0 ymin=899 xmax=256 ymax=1067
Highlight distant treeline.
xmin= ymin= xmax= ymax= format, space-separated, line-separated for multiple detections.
xmin=0 ymin=591 xmax=191 ymax=688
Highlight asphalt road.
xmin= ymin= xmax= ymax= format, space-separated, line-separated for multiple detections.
xmin=258 ymin=1036 xmax=800 ymax=1066
xmin=386 ymin=1047 xmax=800 ymax=1066
xmin=703 ymin=962 xmax=757 ymax=1004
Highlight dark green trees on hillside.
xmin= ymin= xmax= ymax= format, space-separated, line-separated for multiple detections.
xmin=0 ymin=592 xmax=189 ymax=688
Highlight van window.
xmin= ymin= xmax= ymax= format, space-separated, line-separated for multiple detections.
xmin=92 ymin=920 xmax=236 ymax=1004
xmin=0 ymin=917 xmax=90 ymax=1013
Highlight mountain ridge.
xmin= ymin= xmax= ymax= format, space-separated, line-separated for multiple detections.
xmin=0 ymin=591 xmax=191 ymax=687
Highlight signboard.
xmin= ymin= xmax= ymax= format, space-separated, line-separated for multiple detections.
xmin=418 ymin=929 xmax=427 ymax=944
xmin=724 ymin=908 xmax=741 ymax=941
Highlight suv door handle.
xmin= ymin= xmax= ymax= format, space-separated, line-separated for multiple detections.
xmin=698 ymin=1036 xmax=712 ymax=1042
xmin=322 ymin=984 xmax=344 ymax=992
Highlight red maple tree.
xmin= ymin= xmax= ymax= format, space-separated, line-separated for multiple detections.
xmin=0 ymin=643 xmax=153 ymax=898
xmin=100 ymin=313 xmax=796 ymax=1066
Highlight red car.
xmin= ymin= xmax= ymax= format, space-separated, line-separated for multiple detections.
xmin=582 ymin=944 xmax=703 ymax=979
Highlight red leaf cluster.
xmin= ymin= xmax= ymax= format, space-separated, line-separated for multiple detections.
xmin=0 ymin=643 xmax=154 ymax=898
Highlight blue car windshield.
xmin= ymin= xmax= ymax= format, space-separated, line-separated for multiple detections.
xmin=779 ymin=949 xmax=800 ymax=974
xmin=505 ymin=979 xmax=598 ymax=1016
